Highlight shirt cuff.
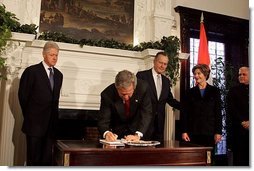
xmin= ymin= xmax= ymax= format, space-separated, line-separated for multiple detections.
xmin=103 ymin=131 xmax=110 ymax=139
xmin=135 ymin=131 xmax=143 ymax=138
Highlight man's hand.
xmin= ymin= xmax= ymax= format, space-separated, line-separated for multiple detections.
xmin=182 ymin=133 xmax=190 ymax=141
xmin=105 ymin=131 xmax=118 ymax=142
xmin=214 ymin=134 xmax=222 ymax=144
xmin=241 ymin=121 xmax=249 ymax=129
xmin=124 ymin=134 xmax=140 ymax=142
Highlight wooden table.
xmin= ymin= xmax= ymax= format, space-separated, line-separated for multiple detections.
xmin=53 ymin=140 xmax=213 ymax=166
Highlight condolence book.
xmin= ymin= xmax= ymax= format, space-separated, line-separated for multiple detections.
xmin=99 ymin=139 xmax=125 ymax=146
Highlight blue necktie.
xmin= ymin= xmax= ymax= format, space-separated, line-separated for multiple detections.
xmin=48 ymin=68 xmax=54 ymax=90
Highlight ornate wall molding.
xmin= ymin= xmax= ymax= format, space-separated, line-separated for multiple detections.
xmin=2 ymin=33 xmax=35 ymax=80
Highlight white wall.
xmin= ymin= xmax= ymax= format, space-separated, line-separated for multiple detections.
xmin=170 ymin=0 xmax=249 ymax=43
xmin=0 ymin=0 xmax=41 ymax=26
xmin=172 ymin=0 xmax=249 ymax=19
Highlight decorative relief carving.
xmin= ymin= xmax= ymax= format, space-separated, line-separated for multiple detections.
xmin=134 ymin=0 xmax=146 ymax=44
xmin=3 ymin=41 xmax=25 ymax=79
xmin=154 ymin=18 xmax=171 ymax=40
xmin=152 ymin=0 xmax=174 ymax=41
xmin=155 ymin=0 xmax=166 ymax=13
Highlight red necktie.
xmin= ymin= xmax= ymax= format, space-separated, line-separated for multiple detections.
xmin=124 ymin=99 xmax=130 ymax=118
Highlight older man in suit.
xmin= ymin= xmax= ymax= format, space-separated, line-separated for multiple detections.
xmin=18 ymin=41 xmax=63 ymax=166
xmin=136 ymin=52 xmax=181 ymax=141
xmin=227 ymin=66 xmax=249 ymax=166
xmin=98 ymin=70 xmax=153 ymax=142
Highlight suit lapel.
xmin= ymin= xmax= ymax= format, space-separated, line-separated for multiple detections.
xmin=39 ymin=62 xmax=54 ymax=93
xmin=195 ymin=84 xmax=210 ymax=99
xmin=160 ymin=75 xmax=167 ymax=100
xmin=52 ymin=67 xmax=59 ymax=92
xmin=203 ymin=84 xmax=211 ymax=99
xmin=114 ymin=97 xmax=126 ymax=119
xmin=114 ymin=92 xmax=139 ymax=119
xmin=130 ymin=92 xmax=139 ymax=116
xmin=53 ymin=68 xmax=61 ymax=97
xmin=194 ymin=85 xmax=203 ymax=99
xmin=148 ymin=69 xmax=158 ymax=100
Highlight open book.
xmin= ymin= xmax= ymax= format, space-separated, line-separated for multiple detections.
xmin=125 ymin=140 xmax=160 ymax=146
xmin=99 ymin=139 xmax=160 ymax=147
xmin=99 ymin=139 xmax=125 ymax=146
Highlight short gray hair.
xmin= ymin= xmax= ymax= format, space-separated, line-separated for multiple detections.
xmin=115 ymin=70 xmax=137 ymax=89
xmin=155 ymin=51 xmax=168 ymax=59
xmin=43 ymin=41 xmax=59 ymax=54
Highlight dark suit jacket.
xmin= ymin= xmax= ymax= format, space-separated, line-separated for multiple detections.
xmin=181 ymin=84 xmax=222 ymax=136
xmin=136 ymin=69 xmax=181 ymax=140
xmin=227 ymin=84 xmax=249 ymax=152
xmin=97 ymin=79 xmax=153 ymax=140
xmin=18 ymin=62 xmax=63 ymax=137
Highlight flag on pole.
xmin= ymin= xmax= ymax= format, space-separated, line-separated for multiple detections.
xmin=198 ymin=12 xmax=213 ymax=84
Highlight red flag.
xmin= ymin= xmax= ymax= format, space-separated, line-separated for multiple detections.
xmin=198 ymin=13 xmax=210 ymax=65
xmin=198 ymin=13 xmax=213 ymax=84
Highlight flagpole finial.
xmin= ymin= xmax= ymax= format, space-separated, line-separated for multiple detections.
xmin=200 ymin=12 xmax=204 ymax=23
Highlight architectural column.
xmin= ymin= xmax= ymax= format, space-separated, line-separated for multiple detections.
xmin=134 ymin=0 xmax=175 ymax=44
xmin=164 ymin=53 xmax=189 ymax=141
xmin=152 ymin=0 xmax=175 ymax=41
xmin=134 ymin=0 xmax=148 ymax=45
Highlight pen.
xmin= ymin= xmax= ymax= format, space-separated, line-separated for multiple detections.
xmin=113 ymin=134 xmax=118 ymax=140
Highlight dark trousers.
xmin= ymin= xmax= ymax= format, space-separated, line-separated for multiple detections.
xmin=188 ymin=134 xmax=216 ymax=165
xmin=152 ymin=115 xmax=164 ymax=142
xmin=232 ymin=134 xmax=249 ymax=166
xmin=26 ymin=135 xmax=54 ymax=166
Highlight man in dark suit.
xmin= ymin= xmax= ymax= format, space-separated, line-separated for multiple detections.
xmin=227 ymin=66 xmax=249 ymax=166
xmin=98 ymin=70 xmax=153 ymax=142
xmin=18 ymin=41 xmax=63 ymax=166
xmin=136 ymin=52 xmax=181 ymax=141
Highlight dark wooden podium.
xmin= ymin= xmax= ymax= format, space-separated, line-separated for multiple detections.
xmin=53 ymin=140 xmax=212 ymax=166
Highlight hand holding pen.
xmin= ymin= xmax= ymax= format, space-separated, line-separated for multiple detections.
xmin=105 ymin=131 xmax=118 ymax=142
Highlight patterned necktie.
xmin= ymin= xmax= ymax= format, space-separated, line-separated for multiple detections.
xmin=124 ymin=99 xmax=130 ymax=118
xmin=156 ymin=74 xmax=162 ymax=100
xmin=48 ymin=68 xmax=54 ymax=90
